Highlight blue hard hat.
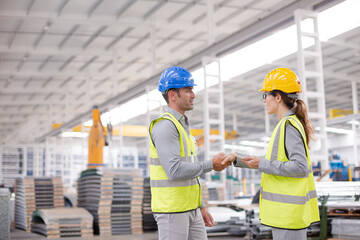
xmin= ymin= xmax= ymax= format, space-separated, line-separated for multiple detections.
xmin=158 ymin=66 xmax=196 ymax=92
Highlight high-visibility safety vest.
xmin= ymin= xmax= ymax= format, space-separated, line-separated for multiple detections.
xmin=149 ymin=112 xmax=201 ymax=213
xmin=260 ymin=114 xmax=320 ymax=229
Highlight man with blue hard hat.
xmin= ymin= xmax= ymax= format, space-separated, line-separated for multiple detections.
xmin=149 ymin=66 xmax=228 ymax=240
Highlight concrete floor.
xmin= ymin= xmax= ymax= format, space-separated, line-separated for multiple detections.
xmin=10 ymin=228 xmax=246 ymax=240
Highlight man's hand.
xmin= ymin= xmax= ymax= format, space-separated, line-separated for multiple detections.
xmin=240 ymin=156 xmax=260 ymax=169
xmin=221 ymin=153 xmax=237 ymax=166
xmin=212 ymin=152 xmax=230 ymax=171
xmin=200 ymin=207 xmax=214 ymax=227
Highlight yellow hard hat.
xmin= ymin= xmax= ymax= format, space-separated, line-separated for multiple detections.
xmin=259 ymin=68 xmax=302 ymax=93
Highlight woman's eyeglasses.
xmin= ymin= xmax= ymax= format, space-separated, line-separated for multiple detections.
xmin=262 ymin=92 xmax=276 ymax=99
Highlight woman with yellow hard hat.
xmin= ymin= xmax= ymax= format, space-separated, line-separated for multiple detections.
xmin=222 ymin=68 xmax=320 ymax=240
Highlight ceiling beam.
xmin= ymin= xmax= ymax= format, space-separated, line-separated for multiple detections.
xmin=0 ymin=13 xmax=238 ymax=33
xmin=116 ymin=0 xmax=137 ymax=19
xmin=0 ymin=43 xmax=195 ymax=58
xmin=35 ymin=0 xmax=341 ymax=142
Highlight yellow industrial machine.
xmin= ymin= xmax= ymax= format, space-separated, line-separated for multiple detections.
xmin=329 ymin=108 xmax=360 ymax=119
xmin=88 ymin=106 xmax=106 ymax=168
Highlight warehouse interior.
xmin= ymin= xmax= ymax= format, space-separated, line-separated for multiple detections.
xmin=0 ymin=0 xmax=360 ymax=239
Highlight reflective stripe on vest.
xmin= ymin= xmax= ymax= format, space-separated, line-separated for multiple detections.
xmin=149 ymin=112 xmax=201 ymax=213
xmin=260 ymin=187 xmax=317 ymax=205
xmin=260 ymin=114 xmax=320 ymax=229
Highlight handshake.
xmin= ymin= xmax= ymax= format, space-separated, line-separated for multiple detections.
xmin=211 ymin=152 xmax=260 ymax=171
xmin=211 ymin=152 xmax=237 ymax=171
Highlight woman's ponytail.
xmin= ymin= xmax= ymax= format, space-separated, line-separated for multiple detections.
xmin=273 ymin=90 xmax=314 ymax=148
xmin=293 ymin=99 xmax=314 ymax=148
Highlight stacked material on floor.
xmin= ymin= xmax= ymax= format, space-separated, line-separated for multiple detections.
xmin=77 ymin=168 xmax=144 ymax=236
xmin=331 ymin=218 xmax=360 ymax=240
xmin=246 ymin=208 xmax=272 ymax=239
xmin=208 ymin=188 xmax=219 ymax=200
xmin=326 ymin=201 xmax=360 ymax=216
xmin=315 ymin=182 xmax=360 ymax=202
xmin=201 ymin=182 xmax=209 ymax=206
xmin=208 ymin=186 xmax=225 ymax=201
xmin=307 ymin=222 xmax=321 ymax=237
xmin=30 ymin=207 xmax=93 ymax=238
xmin=0 ymin=188 xmax=11 ymax=240
xmin=142 ymin=177 xmax=157 ymax=231
xmin=14 ymin=177 xmax=64 ymax=231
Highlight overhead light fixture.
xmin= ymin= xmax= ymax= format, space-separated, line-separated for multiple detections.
xmin=239 ymin=140 xmax=266 ymax=147
xmin=346 ymin=120 xmax=360 ymax=125
xmin=316 ymin=126 xmax=353 ymax=134
xmin=43 ymin=22 xmax=52 ymax=32
xmin=224 ymin=144 xmax=256 ymax=152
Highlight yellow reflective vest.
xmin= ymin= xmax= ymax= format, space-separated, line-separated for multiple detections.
xmin=260 ymin=114 xmax=320 ymax=229
xmin=149 ymin=112 xmax=201 ymax=213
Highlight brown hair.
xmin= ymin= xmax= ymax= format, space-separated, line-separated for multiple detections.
xmin=272 ymin=90 xmax=314 ymax=148
xmin=162 ymin=88 xmax=181 ymax=103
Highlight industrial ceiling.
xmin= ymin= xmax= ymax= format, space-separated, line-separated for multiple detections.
xmin=0 ymin=0 xmax=359 ymax=144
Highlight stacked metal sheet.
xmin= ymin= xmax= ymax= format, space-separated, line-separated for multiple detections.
xmin=14 ymin=177 xmax=64 ymax=231
xmin=331 ymin=218 xmax=360 ymax=239
xmin=30 ymin=207 xmax=93 ymax=238
xmin=77 ymin=168 xmax=144 ymax=236
xmin=0 ymin=147 xmax=23 ymax=188
xmin=201 ymin=181 xmax=209 ymax=206
xmin=246 ymin=208 xmax=272 ymax=239
xmin=0 ymin=188 xmax=11 ymax=240
xmin=141 ymin=177 xmax=157 ymax=231
xmin=208 ymin=188 xmax=219 ymax=201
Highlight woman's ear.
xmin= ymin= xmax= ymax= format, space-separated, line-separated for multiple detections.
xmin=276 ymin=94 xmax=282 ymax=103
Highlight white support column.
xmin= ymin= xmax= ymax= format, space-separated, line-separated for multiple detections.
xmin=0 ymin=147 xmax=3 ymax=184
xmin=202 ymin=57 xmax=227 ymax=199
xmin=53 ymin=137 xmax=57 ymax=176
xmin=232 ymin=114 xmax=237 ymax=132
xmin=295 ymin=9 xmax=329 ymax=170
xmin=352 ymin=80 xmax=359 ymax=166
xmin=23 ymin=146 xmax=27 ymax=176
xmin=45 ymin=137 xmax=50 ymax=176
xmin=33 ymin=145 xmax=38 ymax=176
xmin=264 ymin=107 xmax=270 ymax=152
xmin=61 ymin=135 xmax=65 ymax=180
xmin=69 ymin=138 xmax=74 ymax=187
xmin=119 ymin=120 xmax=124 ymax=168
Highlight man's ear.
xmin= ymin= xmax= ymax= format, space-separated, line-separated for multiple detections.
xmin=168 ymin=90 xmax=176 ymax=101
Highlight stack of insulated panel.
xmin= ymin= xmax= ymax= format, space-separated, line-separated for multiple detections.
xmin=208 ymin=188 xmax=219 ymax=201
xmin=141 ymin=177 xmax=157 ymax=231
xmin=77 ymin=168 xmax=144 ymax=236
xmin=30 ymin=208 xmax=93 ymax=238
xmin=14 ymin=177 xmax=64 ymax=231
xmin=246 ymin=208 xmax=272 ymax=239
xmin=0 ymin=188 xmax=10 ymax=240
xmin=201 ymin=182 xmax=209 ymax=206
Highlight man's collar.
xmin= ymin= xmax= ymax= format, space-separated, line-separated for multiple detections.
xmin=164 ymin=107 xmax=184 ymax=121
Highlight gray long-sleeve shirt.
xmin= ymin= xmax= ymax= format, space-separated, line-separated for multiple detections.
xmin=151 ymin=107 xmax=213 ymax=181
xmin=234 ymin=110 xmax=308 ymax=177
